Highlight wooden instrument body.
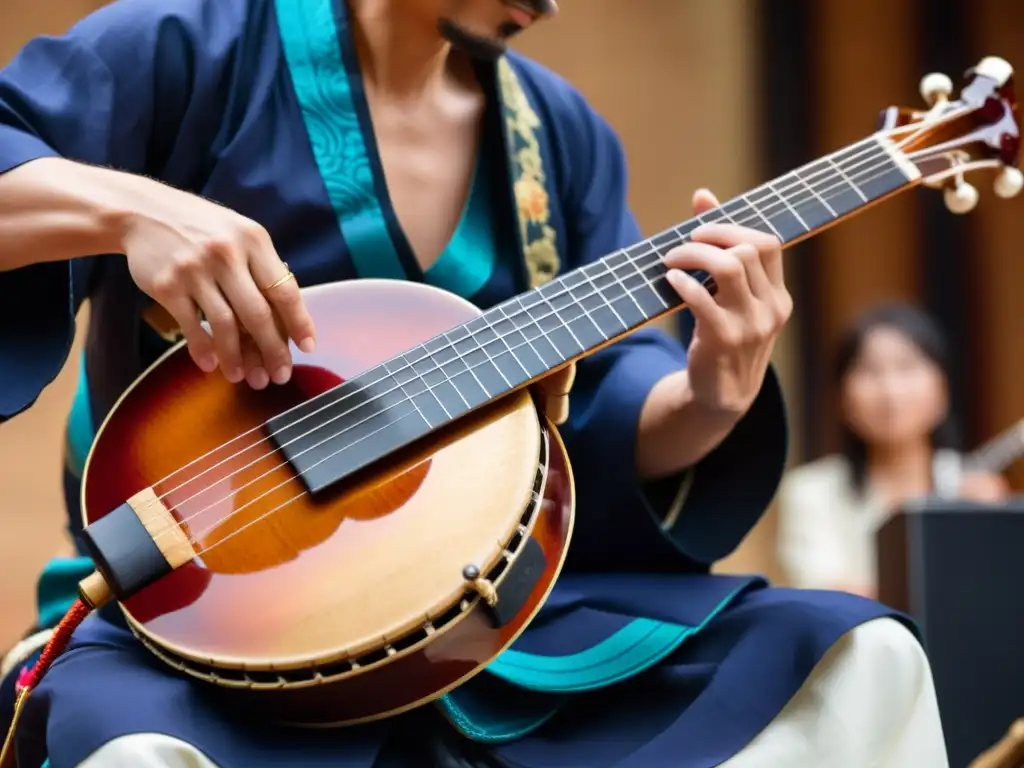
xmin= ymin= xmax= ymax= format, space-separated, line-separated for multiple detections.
xmin=81 ymin=279 xmax=575 ymax=725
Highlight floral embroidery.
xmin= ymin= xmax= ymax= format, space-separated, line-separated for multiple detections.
xmin=517 ymin=145 xmax=543 ymax=179
xmin=498 ymin=58 xmax=560 ymax=288
xmin=524 ymin=234 xmax=560 ymax=287
xmin=514 ymin=177 xmax=549 ymax=224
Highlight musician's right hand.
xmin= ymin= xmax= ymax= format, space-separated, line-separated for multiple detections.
xmin=121 ymin=183 xmax=317 ymax=389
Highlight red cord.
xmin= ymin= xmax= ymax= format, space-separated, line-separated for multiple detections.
xmin=15 ymin=599 xmax=91 ymax=694
xmin=0 ymin=600 xmax=92 ymax=767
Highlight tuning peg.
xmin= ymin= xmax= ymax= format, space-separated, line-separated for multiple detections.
xmin=944 ymin=181 xmax=979 ymax=214
xmin=994 ymin=166 xmax=1024 ymax=198
xmin=974 ymin=56 xmax=1014 ymax=86
xmin=920 ymin=72 xmax=953 ymax=107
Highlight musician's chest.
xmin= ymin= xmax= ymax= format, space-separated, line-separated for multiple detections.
xmin=369 ymin=97 xmax=485 ymax=273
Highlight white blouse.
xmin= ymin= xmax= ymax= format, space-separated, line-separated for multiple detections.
xmin=776 ymin=451 xmax=963 ymax=593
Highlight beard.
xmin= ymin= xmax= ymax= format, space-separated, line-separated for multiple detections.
xmin=437 ymin=18 xmax=521 ymax=61
xmin=437 ymin=1 xmax=555 ymax=61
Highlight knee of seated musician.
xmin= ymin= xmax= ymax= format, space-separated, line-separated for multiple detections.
xmin=813 ymin=617 xmax=932 ymax=703
xmin=31 ymin=616 xmax=188 ymax=730
xmin=844 ymin=617 xmax=927 ymax=668
xmin=76 ymin=732 xmax=220 ymax=768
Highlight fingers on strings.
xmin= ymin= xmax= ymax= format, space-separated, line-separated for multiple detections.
xmin=159 ymin=227 xmax=317 ymax=388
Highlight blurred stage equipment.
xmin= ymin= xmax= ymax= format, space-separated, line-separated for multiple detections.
xmin=878 ymin=500 xmax=1024 ymax=768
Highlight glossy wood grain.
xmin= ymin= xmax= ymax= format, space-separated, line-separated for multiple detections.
xmin=82 ymin=280 xmax=574 ymax=722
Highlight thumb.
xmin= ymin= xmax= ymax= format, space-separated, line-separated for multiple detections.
xmin=692 ymin=188 xmax=720 ymax=216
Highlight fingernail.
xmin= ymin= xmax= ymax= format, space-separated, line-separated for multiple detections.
xmin=272 ymin=366 xmax=291 ymax=385
xmin=298 ymin=337 xmax=315 ymax=354
xmin=227 ymin=367 xmax=245 ymax=384
xmin=198 ymin=354 xmax=218 ymax=373
xmin=249 ymin=367 xmax=269 ymax=389
xmin=668 ymin=269 xmax=699 ymax=289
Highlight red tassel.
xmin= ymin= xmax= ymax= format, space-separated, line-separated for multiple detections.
xmin=1 ymin=599 xmax=92 ymax=767
xmin=13 ymin=668 xmax=30 ymax=694
xmin=15 ymin=599 xmax=91 ymax=694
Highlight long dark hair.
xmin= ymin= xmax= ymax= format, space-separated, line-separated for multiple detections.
xmin=833 ymin=303 xmax=961 ymax=495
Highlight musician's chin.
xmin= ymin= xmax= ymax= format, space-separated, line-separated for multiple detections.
xmin=438 ymin=18 xmax=522 ymax=62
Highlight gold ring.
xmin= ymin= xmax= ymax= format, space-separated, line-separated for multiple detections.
xmin=261 ymin=264 xmax=295 ymax=294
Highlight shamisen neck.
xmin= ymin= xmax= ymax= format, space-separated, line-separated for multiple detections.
xmin=268 ymin=132 xmax=922 ymax=496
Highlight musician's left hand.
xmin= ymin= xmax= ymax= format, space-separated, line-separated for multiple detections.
xmin=534 ymin=362 xmax=576 ymax=425
xmin=661 ymin=189 xmax=792 ymax=416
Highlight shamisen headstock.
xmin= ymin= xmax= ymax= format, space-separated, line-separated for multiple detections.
xmin=878 ymin=56 xmax=1021 ymax=214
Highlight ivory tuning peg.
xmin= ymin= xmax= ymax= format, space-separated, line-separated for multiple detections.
xmin=944 ymin=181 xmax=979 ymax=214
xmin=993 ymin=166 xmax=1024 ymax=199
xmin=974 ymin=56 xmax=1015 ymax=86
xmin=920 ymin=72 xmax=953 ymax=107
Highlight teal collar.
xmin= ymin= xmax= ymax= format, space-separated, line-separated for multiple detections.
xmin=275 ymin=0 xmax=561 ymax=294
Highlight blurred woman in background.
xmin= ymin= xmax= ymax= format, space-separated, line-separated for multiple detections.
xmin=777 ymin=303 xmax=1009 ymax=599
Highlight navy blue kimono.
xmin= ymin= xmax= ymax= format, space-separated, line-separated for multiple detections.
xmin=0 ymin=0 xmax=908 ymax=765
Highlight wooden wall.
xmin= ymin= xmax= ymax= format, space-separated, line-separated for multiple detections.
xmin=774 ymin=0 xmax=926 ymax=460
xmin=971 ymin=0 xmax=1024 ymax=490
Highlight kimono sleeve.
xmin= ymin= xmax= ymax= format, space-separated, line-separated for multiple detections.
xmin=556 ymin=101 xmax=789 ymax=573
xmin=0 ymin=0 xmax=236 ymax=421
